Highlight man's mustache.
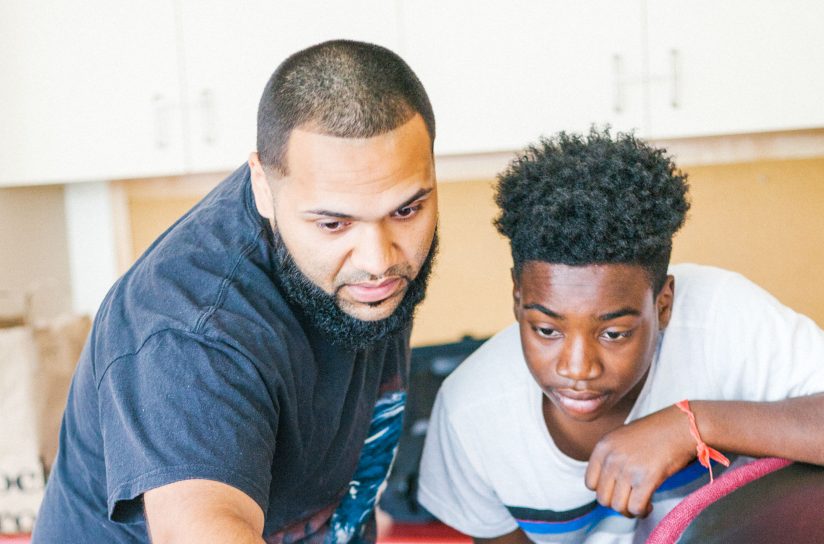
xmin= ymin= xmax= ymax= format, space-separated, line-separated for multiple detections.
xmin=333 ymin=266 xmax=415 ymax=293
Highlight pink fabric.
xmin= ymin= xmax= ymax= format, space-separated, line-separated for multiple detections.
xmin=645 ymin=457 xmax=792 ymax=544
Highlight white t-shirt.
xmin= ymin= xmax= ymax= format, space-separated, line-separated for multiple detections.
xmin=418 ymin=264 xmax=824 ymax=543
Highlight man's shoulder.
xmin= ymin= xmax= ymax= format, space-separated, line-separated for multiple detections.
xmin=93 ymin=164 xmax=290 ymax=366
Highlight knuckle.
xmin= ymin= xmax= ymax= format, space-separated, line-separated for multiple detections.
xmin=628 ymin=499 xmax=646 ymax=517
xmin=628 ymin=466 xmax=648 ymax=486
xmin=602 ymin=452 xmax=624 ymax=472
xmin=597 ymin=434 xmax=618 ymax=450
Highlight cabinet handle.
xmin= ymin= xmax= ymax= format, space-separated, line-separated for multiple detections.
xmin=612 ymin=54 xmax=624 ymax=113
xmin=152 ymin=94 xmax=169 ymax=150
xmin=670 ymin=49 xmax=680 ymax=109
xmin=200 ymin=89 xmax=216 ymax=145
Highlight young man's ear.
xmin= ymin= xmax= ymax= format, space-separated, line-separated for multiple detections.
xmin=511 ymin=268 xmax=522 ymax=321
xmin=248 ymin=152 xmax=275 ymax=221
xmin=656 ymin=275 xmax=675 ymax=330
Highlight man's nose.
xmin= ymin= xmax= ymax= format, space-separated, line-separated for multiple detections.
xmin=556 ymin=335 xmax=602 ymax=382
xmin=350 ymin=223 xmax=398 ymax=278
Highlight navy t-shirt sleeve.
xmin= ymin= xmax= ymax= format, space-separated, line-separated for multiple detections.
xmin=96 ymin=328 xmax=278 ymax=523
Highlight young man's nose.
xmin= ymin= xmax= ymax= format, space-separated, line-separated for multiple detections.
xmin=556 ymin=336 xmax=602 ymax=381
xmin=350 ymin=223 xmax=399 ymax=278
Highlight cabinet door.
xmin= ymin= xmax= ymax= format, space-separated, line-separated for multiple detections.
xmin=178 ymin=0 xmax=401 ymax=174
xmin=646 ymin=0 xmax=824 ymax=138
xmin=400 ymin=0 xmax=644 ymax=156
xmin=0 ymin=1 xmax=185 ymax=186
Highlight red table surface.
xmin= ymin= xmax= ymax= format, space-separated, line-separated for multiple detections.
xmin=0 ymin=523 xmax=470 ymax=544
xmin=380 ymin=522 xmax=472 ymax=543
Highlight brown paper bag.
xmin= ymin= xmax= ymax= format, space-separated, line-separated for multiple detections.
xmin=31 ymin=315 xmax=91 ymax=474
xmin=0 ymin=315 xmax=90 ymax=534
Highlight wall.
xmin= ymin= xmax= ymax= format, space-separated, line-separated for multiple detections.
xmin=119 ymin=156 xmax=824 ymax=347
xmin=0 ymin=185 xmax=72 ymax=322
xmin=672 ymin=157 xmax=824 ymax=323
xmin=410 ymin=181 xmax=513 ymax=346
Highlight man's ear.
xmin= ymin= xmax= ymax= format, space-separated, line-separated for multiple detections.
xmin=656 ymin=275 xmax=675 ymax=330
xmin=249 ymin=152 xmax=275 ymax=221
xmin=511 ymin=268 xmax=522 ymax=321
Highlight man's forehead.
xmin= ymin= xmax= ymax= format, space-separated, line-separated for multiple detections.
xmin=275 ymin=114 xmax=435 ymax=212
xmin=285 ymin=115 xmax=431 ymax=163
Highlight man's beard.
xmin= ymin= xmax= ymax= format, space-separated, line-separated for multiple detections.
xmin=270 ymin=229 xmax=438 ymax=352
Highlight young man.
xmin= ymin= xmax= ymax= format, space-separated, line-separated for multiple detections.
xmin=418 ymin=129 xmax=824 ymax=543
xmin=34 ymin=41 xmax=438 ymax=543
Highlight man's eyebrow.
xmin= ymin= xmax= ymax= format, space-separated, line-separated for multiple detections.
xmin=598 ymin=307 xmax=641 ymax=321
xmin=523 ymin=304 xmax=563 ymax=320
xmin=302 ymin=209 xmax=355 ymax=220
xmin=303 ymin=187 xmax=434 ymax=220
xmin=396 ymin=187 xmax=434 ymax=210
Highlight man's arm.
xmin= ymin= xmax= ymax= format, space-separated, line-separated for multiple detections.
xmin=144 ymin=479 xmax=265 ymax=544
xmin=584 ymin=393 xmax=824 ymax=518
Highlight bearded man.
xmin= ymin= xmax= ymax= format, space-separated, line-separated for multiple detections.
xmin=34 ymin=40 xmax=439 ymax=544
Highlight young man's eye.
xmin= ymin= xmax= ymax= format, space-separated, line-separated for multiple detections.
xmin=317 ymin=220 xmax=350 ymax=233
xmin=603 ymin=330 xmax=632 ymax=341
xmin=532 ymin=326 xmax=560 ymax=339
xmin=392 ymin=203 xmax=422 ymax=219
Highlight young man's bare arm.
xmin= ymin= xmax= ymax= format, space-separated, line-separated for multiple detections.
xmin=144 ymin=479 xmax=265 ymax=544
xmin=691 ymin=393 xmax=824 ymax=465
xmin=474 ymin=527 xmax=532 ymax=544
xmin=585 ymin=392 xmax=824 ymax=518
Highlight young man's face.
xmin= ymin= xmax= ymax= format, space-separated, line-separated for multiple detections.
xmin=251 ymin=114 xmax=437 ymax=322
xmin=514 ymin=262 xmax=674 ymax=423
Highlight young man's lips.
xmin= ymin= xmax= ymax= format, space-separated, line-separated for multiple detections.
xmin=551 ymin=389 xmax=609 ymax=416
xmin=345 ymin=277 xmax=403 ymax=303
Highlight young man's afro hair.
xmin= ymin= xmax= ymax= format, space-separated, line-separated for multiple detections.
xmin=494 ymin=128 xmax=690 ymax=293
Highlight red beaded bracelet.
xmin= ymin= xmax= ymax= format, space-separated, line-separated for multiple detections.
xmin=675 ymin=399 xmax=731 ymax=482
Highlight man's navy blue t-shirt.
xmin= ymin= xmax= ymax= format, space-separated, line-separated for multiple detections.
xmin=33 ymin=165 xmax=410 ymax=543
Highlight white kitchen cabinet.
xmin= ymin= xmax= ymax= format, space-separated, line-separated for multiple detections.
xmin=401 ymin=0 xmax=824 ymax=154
xmin=646 ymin=0 xmax=824 ymax=139
xmin=0 ymin=1 xmax=401 ymax=185
xmin=177 ymin=0 xmax=402 ymax=173
xmin=0 ymin=1 xmax=186 ymax=186
xmin=3 ymin=1 xmax=823 ymax=188
xmin=400 ymin=0 xmax=645 ymax=156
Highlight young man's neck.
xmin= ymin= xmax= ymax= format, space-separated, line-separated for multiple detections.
xmin=543 ymin=374 xmax=648 ymax=461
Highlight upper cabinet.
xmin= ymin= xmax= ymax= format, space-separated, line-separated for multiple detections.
xmin=177 ymin=0 xmax=401 ymax=173
xmin=0 ymin=1 xmax=400 ymax=186
xmin=2 ymin=1 xmax=823 ymax=186
xmin=401 ymin=0 xmax=824 ymax=154
xmin=0 ymin=0 xmax=186 ymax=185
xmin=645 ymin=0 xmax=824 ymax=138
xmin=400 ymin=0 xmax=645 ymax=155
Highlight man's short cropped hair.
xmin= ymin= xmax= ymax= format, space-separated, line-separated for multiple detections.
xmin=494 ymin=128 xmax=690 ymax=294
xmin=257 ymin=39 xmax=435 ymax=175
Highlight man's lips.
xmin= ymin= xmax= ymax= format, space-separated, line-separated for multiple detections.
xmin=550 ymin=388 xmax=609 ymax=416
xmin=345 ymin=277 xmax=404 ymax=303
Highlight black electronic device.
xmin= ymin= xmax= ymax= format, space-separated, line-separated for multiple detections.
xmin=379 ymin=335 xmax=487 ymax=523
